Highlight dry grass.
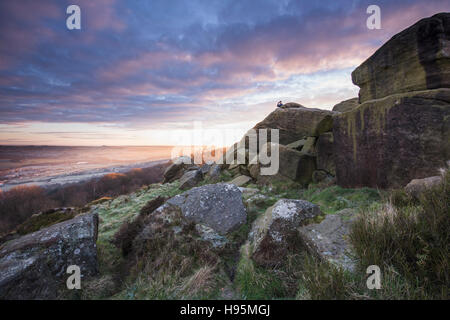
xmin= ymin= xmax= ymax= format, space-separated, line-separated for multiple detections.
xmin=349 ymin=171 xmax=449 ymax=299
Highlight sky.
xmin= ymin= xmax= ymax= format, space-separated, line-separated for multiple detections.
xmin=0 ymin=0 xmax=449 ymax=146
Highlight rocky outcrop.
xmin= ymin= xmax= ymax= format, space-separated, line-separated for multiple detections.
xmin=333 ymin=13 xmax=450 ymax=189
xmin=222 ymin=103 xmax=337 ymax=187
xmin=332 ymin=98 xmax=359 ymax=113
xmin=334 ymin=88 xmax=450 ymax=188
xmin=248 ymin=199 xmax=321 ymax=266
xmin=298 ymin=209 xmax=355 ymax=271
xmin=165 ymin=183 xmax=247 ymax=235
xmin=253 ymin=107 xmax=335 ymax=145
xmin=0 ymin=213 xmax=98 ymax=299
xmin=352 ymin=13 xmax=450 ymax=103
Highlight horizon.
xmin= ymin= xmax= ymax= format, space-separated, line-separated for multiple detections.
xmin=1 ymin=1 xmax=449 ymax=146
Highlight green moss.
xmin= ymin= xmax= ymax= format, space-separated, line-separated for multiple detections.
xmin=235 ymin=244 xmax=287 ymax=299
xmin=301 ymin=185 xmax=382 ymax=214
xmin=96 ymin=181 xmax=182 ymax=243
xmin=349 ymin=172 xmax=450 ymax=299
xmin=16 ymin=209 xmax=78 ymax=235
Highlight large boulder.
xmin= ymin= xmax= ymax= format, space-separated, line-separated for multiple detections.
xmin=333 ymin=89 xmax=450 ymax=188
xmin=298 ymin=209 xmax=356 ymax=271
xmin=332 ymin=98 xmax=359 ymax=113
xmin=0 ymin=213 xmax=98 ymax=299
xmin=248 ymin=199 xmax=321 ymax=266
xmin=165 ymin=183 xmax=247 ymax=235
xmin=253 ymin=107 xmax=336 ymax=145
xmin=352 ymin=13 xmax=450 ymax=103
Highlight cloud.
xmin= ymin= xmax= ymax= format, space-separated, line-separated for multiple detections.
xmin=0 ymin=0 xmax=449 ymax=145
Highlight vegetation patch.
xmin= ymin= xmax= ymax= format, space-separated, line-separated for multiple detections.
xmin=15 ymin=208 xmax=79 ymax=235
xmin=301 ymin=185 xmax=382 ymax=214
xmin=349 ymin=171 xmax=449 ymax=299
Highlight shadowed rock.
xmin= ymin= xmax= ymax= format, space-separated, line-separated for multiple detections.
xmin=316 ymin=132 xmax=335 ymax=175
xmin=333 ymin=89 xmax=450 ymax=188
xmin=0 ymin=212 xmax=98 ymax=300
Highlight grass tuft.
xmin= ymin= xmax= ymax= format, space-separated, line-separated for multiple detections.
xmin=349 ymin=171 xmax=449 ymax=299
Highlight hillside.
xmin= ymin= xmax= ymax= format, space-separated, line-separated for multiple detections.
xmin=0 ymin=13 xmax=448 ymax=300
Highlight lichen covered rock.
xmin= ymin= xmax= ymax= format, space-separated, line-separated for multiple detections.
xmin=248 ymin=199 xmax=321 ymax=266
xmin=165 ymin=183 xmax=247 ymax=235
xmin=298 ymin=209 xmax=356 ymax=271
xmin=0 ymin=212 xmax=99 ymax=299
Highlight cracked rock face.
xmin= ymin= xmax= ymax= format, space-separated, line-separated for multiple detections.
xmin=333 ymin=89 xmax=450 ymax=188
xmin=249 ymin=199 xmax=321 ymax=266
xmin=166 ymin=183 xmax=247 ymax=235
xmin=0 ymin=212 xmax=99 ymax=300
